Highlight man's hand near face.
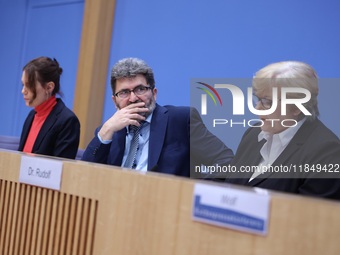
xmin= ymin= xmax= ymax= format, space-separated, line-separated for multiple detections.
xmin=98 ymin=102 xmax=149 ymax=141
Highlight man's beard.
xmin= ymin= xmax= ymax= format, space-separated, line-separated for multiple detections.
xmin=117 ymin=98 xmax=156 ymax=119
xmin=140 ymin=99 xmax=156 ymax=118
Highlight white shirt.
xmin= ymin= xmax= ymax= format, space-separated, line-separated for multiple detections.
xmin=249 ymin=118 xmax=306 ymax=181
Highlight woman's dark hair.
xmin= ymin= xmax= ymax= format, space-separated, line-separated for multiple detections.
xmin=23 ymin=56 xmax=63 ymax=99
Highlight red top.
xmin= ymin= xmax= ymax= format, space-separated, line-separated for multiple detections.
xmin=23 ymin=96 xmax=57 ymax=153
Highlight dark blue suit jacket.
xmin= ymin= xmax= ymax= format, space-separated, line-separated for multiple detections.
xmin=82 ymin=104 xmax=233 ymax=177
xmin=18 ymin=99 xmax=80 ymax=159
xmin=225 ymin=118 xmax=340 ymax=200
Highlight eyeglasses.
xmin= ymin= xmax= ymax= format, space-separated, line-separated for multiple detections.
xmin=252 ymin=95 xmax=273 ymax=109
xmin=114 ymin=85 xmax=152 ymax=99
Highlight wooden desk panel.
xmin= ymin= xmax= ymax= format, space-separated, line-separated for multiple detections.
xmin=0 ymin=150 xmax=340 ymax=255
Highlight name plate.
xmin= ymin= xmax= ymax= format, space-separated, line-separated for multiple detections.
xmin=193 ymin=183 xmax=270 ymax=235
xmin=19 ymin=155 xmax=63 ymax=191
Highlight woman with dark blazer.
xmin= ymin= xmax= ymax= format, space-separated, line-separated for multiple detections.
xmin=18 ymin=56 xmax=80 ymax=159
xmin=225 ymin=61 xmax=340 ymax=200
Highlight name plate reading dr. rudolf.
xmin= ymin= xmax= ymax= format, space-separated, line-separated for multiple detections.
xmin=193 ymin=183 xmax=271 ymax=235
xmin=19 ymin=155 xmax=63 ymax=191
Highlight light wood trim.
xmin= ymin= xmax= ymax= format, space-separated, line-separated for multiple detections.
xmin=47 ymin=190 xmax=58 ymax=255
xmin=73 ymin=0 xmax=116 ymax=149
xmin=1 ymin=150 xmax=340 ymax=254
xmin=79 ymin=198 xmax=89 ymax=255
xmin=53 ymin=192 xmax=64 ymax=255
xmin=12 ymin=184 xmax=24 ymax=255
xmin=19 ymin=185 xmax=30 ymax=254
xmin=0 ymin=180 xmax=8 ymax=250
xmin=41 ymin=189 xmax=52 ymax=254
xmin=36 ymin=189 xmax=47 ymax=254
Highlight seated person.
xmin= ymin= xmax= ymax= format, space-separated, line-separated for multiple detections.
xmin=82 ymin=57 xmax=233 ymax=177
xmin=225 ymin=61 xmax=340 ymax=200
xmin=19 ymin=56 xmax=80 ymax=159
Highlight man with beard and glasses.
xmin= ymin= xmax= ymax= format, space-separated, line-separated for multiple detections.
xmin=81 ymin=58 xmax=233 ymax=177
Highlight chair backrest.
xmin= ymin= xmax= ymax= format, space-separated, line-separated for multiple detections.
xmin=0 ymin=135 xmax=20 ymax=150
xmin=0 ymin=135 xmax=84 ymax=160
xmin=75 ymin=148 xmax=84 ymax=160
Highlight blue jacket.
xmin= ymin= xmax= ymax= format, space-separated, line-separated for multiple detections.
xmin=82 ymin=104 xmax=233 ymax=177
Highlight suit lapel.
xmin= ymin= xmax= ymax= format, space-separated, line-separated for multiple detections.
xmin=231 ymin=128 xmax=265 ymax=185
xmin=18 ymin=111 xmax=35 ymax=150
xmin=110 ymin=128 xmax=127 ymax=165
xmin=248 ymin=120 xmax=317 ymax=186
xmin=248 ymin=141 xmax=302 ymax=186
xmin=148 ymin=104 xmax=168 ymax=170
xmin=32 ymin=101 xmax=62 ymax=151
xmin=240 ymin=138 xmax=265 ymax=185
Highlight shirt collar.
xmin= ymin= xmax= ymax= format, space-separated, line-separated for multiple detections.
xmin=34 ymin=96 xmax=57 ymax=116
xmin=258 ymin=118 xmax=306 ymax=147
xmin=145 ymin=111 xmax=153 ymax=124
xmin=126 ymin=111 xmax=154 ymax=133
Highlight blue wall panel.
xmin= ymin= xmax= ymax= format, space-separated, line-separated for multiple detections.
xmin=0 ymin=0 xmax=339 ymax=152
xmin=105 ymin=0 xmax=340 ymax=151
xmin=0 ymin=0 xmax=28 ymax=135
xmin=0 ymin=0 xmax=83 ymax=136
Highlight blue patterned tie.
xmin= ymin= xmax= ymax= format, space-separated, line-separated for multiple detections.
xmin=124 ymin=125 xmax=140 ymax=169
